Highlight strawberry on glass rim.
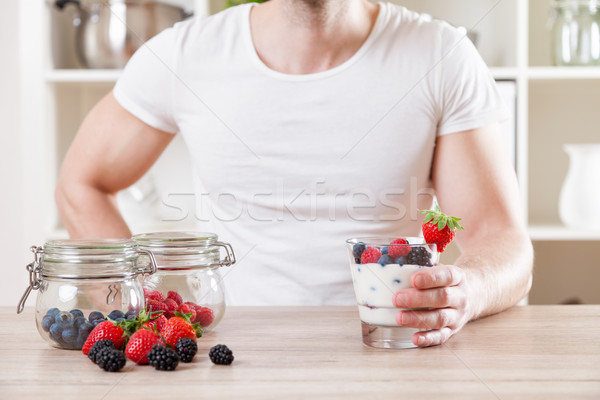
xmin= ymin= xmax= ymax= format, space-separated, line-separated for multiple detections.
xmin=420 ymin=205 xmax=464 ymax=253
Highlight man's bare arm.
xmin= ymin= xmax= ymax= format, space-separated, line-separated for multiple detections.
xmin=394 ymin=123 xmax=533 ymax=346
xmin=432 ymin=123 xmax=533 ymax=320
xmin=55 ymin=91 xmax=174 ymax=238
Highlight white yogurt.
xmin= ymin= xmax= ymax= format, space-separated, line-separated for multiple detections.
xmin=350 ymin=263 xmax=424 ymax=326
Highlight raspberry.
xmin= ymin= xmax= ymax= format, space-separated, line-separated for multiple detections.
xmin=209 ymin=344 xmax=234 ymax=365
xmin=175 ymin=338 xmax=198 ymax=363
xmin=143 ymin=288 xmax=164 ymax=303
xmin=178 ymin=304 xmax=197 ymax=322
xmin=167 ymin=291 xmax=183 ymax=305
xmin=360 ymin=247 xmax=382 ymax=264
xmin=147 ymin=345 xmax=179 ymax=371
xmin=388 ymin=238 xmax=410 ymax=259
xmin=195 ymin=307 xmax=215 ymax=327
xmin=163 ymin=298 xmax=178 ymax=319
xmin=146 ymin=299 xmax=168 ymax=315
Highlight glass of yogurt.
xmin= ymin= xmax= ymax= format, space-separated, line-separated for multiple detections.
xmin=346 ymin=237 xmax=439 ymax=349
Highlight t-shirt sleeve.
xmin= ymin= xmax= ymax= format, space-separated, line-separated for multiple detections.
xmin=437 ymin=26 xmax=509 ymax=136
xmin=113 ymin=27 xmax=178 ymax=134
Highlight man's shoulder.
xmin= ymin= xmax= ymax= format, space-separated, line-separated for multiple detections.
xmin=382 ymin=2 xmax=463 ymax=44
xmin=168 ymin=4 xmax=250 ymax=48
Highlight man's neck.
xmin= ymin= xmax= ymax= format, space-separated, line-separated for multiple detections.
xmin=250 ymin=0 xmax=379 ymax=75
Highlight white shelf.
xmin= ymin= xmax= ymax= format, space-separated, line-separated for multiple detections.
xmin=527 ymin=67 xmax=600 ymax=80
xmin=45 ymin=69 xmax=122 ymax=83
xmin=528 ymin=224 xmax=600 ymax=241
xmin=44 ymin=67 xmax=521 ymax=84
xmin=490 ymin=67 xmax=520 ymax=80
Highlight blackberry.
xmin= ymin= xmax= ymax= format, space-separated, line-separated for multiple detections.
xmin=147 ymin=345 xmax=179 ymax=371
xmin=88 ymin=339 xmax=115 ymax=364
xmin=209 ymin=344 xmax=234 ymax=365
xmin=95 ymin=348 xmax=126 ymax=372
xmin=175 ymin=338 xmax=198 ymax=363
xmin=406 ymin=247 xmax=433 ymax=266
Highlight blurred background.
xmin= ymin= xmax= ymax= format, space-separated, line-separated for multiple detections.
xmin=2 ymin=0 xmax=600 ymax=306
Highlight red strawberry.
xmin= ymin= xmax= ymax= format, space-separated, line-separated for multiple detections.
xmin=163 ymin=298 xmax=178 ymax=319
xmin=82 ymin=321 xmax=125 ymax=355
xmin=142 ymin=314 xmax=167 ymax=333
xmin=421 ymin=205 xmax=464 ymax=253
xmin=143 ymin=288 xmax=164 ymax=303
xmin=388 ymin=238 xmax=410 ymax=259
xmin=195 ymin=306 xmax=214 ymax=327
xmin=125 ymin=328 xmax=160 ymax=364
xmin=160 ymin=316 xmax=201 ymax=347
xmin=360 ymin=247 xmax=382 ymax=264
xmin=178 ymin=304 xmax=197 ymax=322
xmin=167 ymin=290 xmax=183 ymax=306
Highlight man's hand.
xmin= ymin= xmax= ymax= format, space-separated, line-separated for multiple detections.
xmin=393 ymin=264 xmax=473 ymax=347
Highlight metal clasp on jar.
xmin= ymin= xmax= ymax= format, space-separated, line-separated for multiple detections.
xmin=17 ymin=246 xmax=44 ymax=314
xmin=137 ymin=248 xmax=158 ymax=275
xmin=213 ymin=241 xmax=236 ymax=267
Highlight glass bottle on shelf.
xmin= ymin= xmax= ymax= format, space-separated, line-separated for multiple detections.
xmin=551 ymin=0 xmax=600 ymax=66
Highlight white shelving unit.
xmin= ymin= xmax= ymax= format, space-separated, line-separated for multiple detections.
xmin=18 ymin=0 xmax=600 ymax=303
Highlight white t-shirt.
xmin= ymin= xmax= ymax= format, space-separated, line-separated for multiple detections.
xmin=113 ymin=2 xmax=508 ymax=306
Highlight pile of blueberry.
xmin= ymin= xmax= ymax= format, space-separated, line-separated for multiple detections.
xmin=40 ymin=308 xmax=136 ymax=350
xmin=352 ymin=242 xmax=433 ymax=267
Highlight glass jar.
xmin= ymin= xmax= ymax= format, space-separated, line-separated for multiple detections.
xmin=17 ymin=239 xmax=157 ymax=350
xmin=133 ymin=232 xmax=236 ymax=332
xmin=551 ymin=0 xmax=600 ymax=65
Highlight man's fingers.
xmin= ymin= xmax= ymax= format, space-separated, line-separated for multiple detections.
xmin=393 ymin=286 xmax=466 ymax=309
xmin=411 ymin=264 xmax=464 ymax=289
xmin=412 ymin=327 xmax=454 ymax=347
xmin=396 ymin=308 xmax=459 ymax=330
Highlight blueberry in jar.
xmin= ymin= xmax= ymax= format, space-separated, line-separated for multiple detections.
xmin=41 ymin=315 xmax=55 ymax=332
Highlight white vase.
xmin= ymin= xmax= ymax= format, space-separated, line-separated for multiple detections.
xmin=559 ymin=144 xmax=600 ymax=229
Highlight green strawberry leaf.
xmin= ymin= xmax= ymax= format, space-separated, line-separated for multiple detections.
xmin=437 ymin=219 xmax=446 ymax=230
xmin=449 ymin=219 xmax=456 ymax=230
xmin=424 ymin=213 xmax=434 ymax=223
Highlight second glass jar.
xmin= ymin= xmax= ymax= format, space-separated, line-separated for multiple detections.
xmin=133 ymin=232 xmax=236 ymax=332
xmin=551 ymin=0 xmax=600 ymax=65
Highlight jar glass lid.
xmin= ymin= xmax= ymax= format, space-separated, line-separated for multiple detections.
xmin=39 ymin=239 xmax=149 ymax=279
xmin=133 ymin=232 xmax=234 ymax=270
xmin=133 ymin=232 xmax=218 ymax=248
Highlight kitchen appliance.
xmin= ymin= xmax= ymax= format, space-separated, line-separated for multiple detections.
xmin=53 ymin=0 xmax=191 ymax=69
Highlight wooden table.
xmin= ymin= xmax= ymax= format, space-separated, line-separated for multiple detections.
xmin=2 ymin=306 xmax=599 ymax=399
